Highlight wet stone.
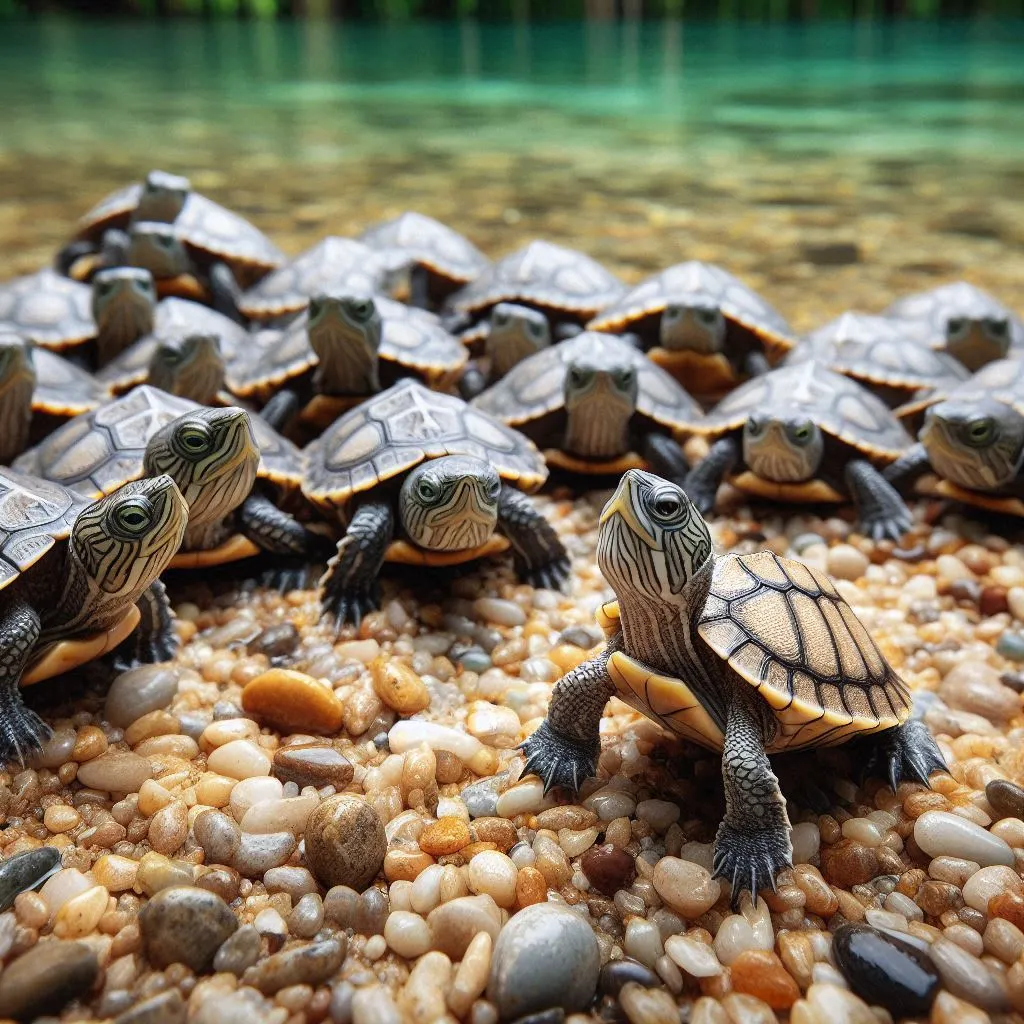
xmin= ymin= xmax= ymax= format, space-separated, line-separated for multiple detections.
xmin=242 ymin=668 xmax=344 ymax=734
xmin=454 ymin=647 xmax=493 ymax=673
xmin=914 ymin=810 xmax=1015 ymax=866
xmin=247 ymin=622 xmax=300 ymax=659
xmin=598 ymin=958 xmax=660 ymax=997
xmin=114 ymin=990 xmax=186 ymax=1024
xmin=820 ymin=839 xmax=880 ymax=887
xmin=304 ymin=794 xmax=386 ymax=891
xmin=581 ymin=844 xmax=636 ymax=897
xmin=996 ymin=631 xmax=1024 ymax=661
xmin=138 ymin=885 xmax=238 ymax=971
xmin=213 ymin=924 xmax=262 ymax=975
xmin=557 ymin=625 xmax=603 ymax=649
xmin=104 ymin=664 xmax=180 ymax=729
xmin=0 ymin=846 xmax=61 ymax=911
xmin=831 ymin=923 xmax=939 ymax=1017
xmin=0 ymin=939 xmax=99 ymax=1021
xmin=243 ymin=937 xmax=347 ymax=994
xmin=273 ymin=743 xmax=354 ymax=789
xmin=987 ymin=779 xmax=1024 ymax=820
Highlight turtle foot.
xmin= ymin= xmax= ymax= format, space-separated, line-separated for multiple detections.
xmin=520 ymin=720 xmax=598 ymax=797
xmin=319 ymin=577 xmax=380 ymax=634
xmin=261 ymin=558 xmax=315 ymax=594
xmin=858 ymin=508 xmax=913 ymax=543
xmin=712 ymin=819 xmax=792 ymax=910
xmin=865 ymin=719 xmax=948 ymax=792
xmin=0 ymin=703 xmax=52 ymax=767
xmin=524 ymin=557 xmax=571 ymax=593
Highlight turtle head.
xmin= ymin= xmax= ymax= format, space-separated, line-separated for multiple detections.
xmin=743 ymin=413 xmax=823 ymax=483
xmin=142 ymin=406 xmax=260 ymax=528
xmin=129 ymin=222 xmax=190 ymax=279
xmin=92 ymin=267 xmax=157 ymax=362
xmin=138 ymin=170 xmax=191 ymax=223
xmin=486 ymin=303 xmax=551 ymax=378
xmin=148 ymin=332 xmax=226 ymax=405
xmin=660 ymin=302 xmax=727 ymax=354
xmin=921 ymin=397 xmax=1024 ymax=491
xmin=0 ymin=331 xmax=36 ymax=465
xmin=307 ymin=291 xmax=383 ymax=394
xmin=0 ymin=331 xmax=35 ymax=390
xmin=72 ymin=474 xmax=187 ymax=599
xmin=944 ymin=314 xmax=1013 ymax=371
xmin=398 ymin=455 xmax=501 ymax=553
xmin=563 ymin=342 xmax=639 ymax=460
xmin=598 ymin=470 xmax=713 ymax=601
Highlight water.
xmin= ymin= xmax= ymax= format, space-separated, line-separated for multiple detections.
xmin=1 ymin=18 xmax=1022 ymax=327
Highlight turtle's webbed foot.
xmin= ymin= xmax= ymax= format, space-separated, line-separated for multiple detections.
xmin=319 ymin=572 xmax=381 ymax=634
xmin=261 ymin=557 xmax=315 ymax=594
xmin=712 ymin=818 xmax=793 ymax=911
xmin=859 ymin=507 xmax=913 ymax=543
xmin=0 ymin=704 xmax=52 ymax=766
xmin=520 ymin=719 xmax=598 ymax=797
xmin=866 ymin=719 xmax=948 ymax=793
xmin=524 ymin=556 xmax=571 ymax=593
xmin=847 ymin=459 xmax=913 ymax=542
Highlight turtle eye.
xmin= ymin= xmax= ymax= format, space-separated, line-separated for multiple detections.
xmin=527 ymin=320 xmax=546 ymax=339
xmin=159 ymin=347 xmax=182 ymax=365
xmin=179 ymin=425 xmax=212 ymax=452
xmin=614 ymin=367 xmax=636 ymax=389
xmin=697 ymin=308 xmax=720 ymax=327
xmin=417 ymin=478 xmax=439 ymax=502
xmin=348 ymin=298 xmax=375 ymax=321
xmin=966 ymin=417 xmax=996 ymax=446
xmin=790 ymin=422 xmax=816 ymax=445
xmin=568 ymin=367 xmax=589 ymax=389
xmin=746 ymin=417 xmax=763 ymax=437
xmin=664 ymin=304 xmax=683 ymax=321
xmin=115 ymin=500 xmax=153 ymax=535
xmin=650 ymin=487 xmax=684 ymax=522
xmin=986 ymin=318 xmax=1010 ymax=338
xmin=947 ymin=317 xmax=968 ymax=337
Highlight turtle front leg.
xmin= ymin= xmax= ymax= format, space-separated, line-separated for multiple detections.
xmin=0 ymin=597 xmax=51 ymax=764
xmin=259 ymin=390 xmax=304 ymax=434
xmin=496 ymin=486 xmax=570 ymax=592
xmin=131 ymin=580 xmax=178 ymax=665
xmin=521 ymin=637 xmax=620 ymax=795
xmin=683 ymin=437 xmax=739 ymax=515
xmin=713 ymin=686 xmax=792 ymax=909
xmin=643 ymin=433 xmax=691 ymax=486
xmin=883 ymin=443 xmax=932 ymax=493
xmin=208 ymin=261 xmax=245 ymax=324
xmin=861 ymin=719 xmax=948 ymax=794
xmin=319 ymin=500 xmax=394 ymax=631
xmin=845 ymin=459 xmax=913 ymax=541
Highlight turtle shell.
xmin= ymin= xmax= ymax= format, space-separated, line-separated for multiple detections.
xmin=14 ymin=385 xmax=303 ymax=498
xmin=588 ymin=261 xmax=795 ymax=354
xmin=238 ymin=238 xmax=389 ymax=321
xmin=0 ymin=270 xmax=94 ymax=351
xmin=359 ymin=212 xmax=489 ymax=288
xmin=97 ymin=298 xmax=250 ymax=394
xmin=445 ymin=241 xmax=624 ymax=322
xmin=886 ymin=282 xmax=1024 ymax=344
xmin=918 ymin=356 xmax=1024 ymax=417
xmin=303 ymin=379 xmax=547 ymax=509
xmin=33 ymin=348 xmax=109 ymax=418
xmin=228 ymin=295 xmax=467 ymax=400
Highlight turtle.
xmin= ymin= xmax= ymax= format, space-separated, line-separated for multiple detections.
xmin=14 ymin=386 xmax=322 ymax=588
xmin=885 ymin=282 xmax=1024 ymax=372
xmin=784 ymin=312 xmax=970 ymax=419
xmin=0 ymin=330 xmax=108 ymax=465
xmin=227 ymin=290 xmax=468 ymax=434
xmin=58 ymin=169 xmax=284 ymax=289
xmin=444 ymin=240 xmax=625 ymax=340
xmin=0 ymin=469 xmax=188 ymax=764
xmin=587 ymin=261 xmax=796 ymax=398
xmin=0 ymin=266 xmax=156 ymax=366
xmin=457 ymin=303 xmax=554 ymax=399
xmin=472 ymin=332 xmax=700 ymax=480
xmin=302 ymin=379 xmax=570 ymax=627
xmin=682 ymin=362 xmax=915 ymax=541
xmin=359 ymin=211 xmax=489 ymax=310
xmin=884 ymin=358 xmax=1024 ymax=518
xmin=238 ymin=238 xmax=390 ymax=323
xmin=521 ymin=469 xmax=947 ymax=904
xmin=97 ymin=297 xmax=250 ymax=397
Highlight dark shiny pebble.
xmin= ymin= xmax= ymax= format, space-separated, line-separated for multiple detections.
xmin=509 ymin=1011 xmax=566 ymax=1024
xmin=247 ymin=623 xmax=300 ymax=660
xmin=558 ymin=625 xmax=603 ymax=650
xmin=1000 ymin=670 xmax=1024 ymax=693
xmin=996 ymin=631 xmax=1024 ymax=662
xmin=114 ymin=990 xmax=186 ymax=1024
xmin=832 ymin=923 xmax=939 ymax=1017
xmin=949 ymin=579 xmax=981 ymax=605
xmin=987 ymin=779 xmax=1024 ymax=820
xmin=0 ymin=846 xmax=61 ymax=911
xmin=581 ymin=845 xmax=636 ymax=897
xmin=598 ymin=959 xmax=660 ymax=997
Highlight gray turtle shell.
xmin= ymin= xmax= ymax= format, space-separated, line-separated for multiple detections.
xmin=360 ymin=212 xmax=489 ymax=286
xmin=885 ymin=282 xmax=1024 ymax=350
xmin=923 ymin=358 xmax=1024 ymax=418
xmin=0 ymin=270 xmax=94 ymax=350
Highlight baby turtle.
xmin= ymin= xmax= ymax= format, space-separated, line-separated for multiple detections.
xmin=0 ymin=470 xmax=187 ymax=763
xmin=885 ymin=358 xmax=1024 ymax=517
xmin=0 ymin=267 xmax=156 ymax=366
xmin=785 ymin=312 xmax=969 ymax=417
xmin=885 ymin=282 xmax=1024 ymax=372
xmin=228 ymin=291 xmax=467 ymax=433
xmin=445 ymin=240 xmax=625 ymax=337
xmin=238 ymin=237 xmax=389 ymax=323
xmin=588 ymin=261 xmax=796 ymax=397
xmin=472 ymin=332 xmax=699 ymax=479
xmin=60 ymin=169 xmax=283 ymax=289
xmin=359 ymin=211 xmax=489 ymax=309
xmin=15 ymin=386 xmax=320 ymax=588
xmin=458 ymin=303 xmax=553 ymax=398
xmin=303 ymin=379 xmax=569 ymax=627
xmin=683 ymin=362 xmax=914 ymax=540
xmin=0 ymin=331 xmax=107 ymax=464
xmin=522 ymin=469 xmax=946 ymax=902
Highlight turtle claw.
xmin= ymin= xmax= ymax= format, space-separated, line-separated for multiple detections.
xmin=261 ymin=559 xmax=314 ymax=594
xmin=525 ymin=558 xmax=571 ymax=593
xmin=520 ymin=720 xmax=597 ymax=797
xmin=0 ymin=704 xmax=52 ymax=766
xmin=712 ymin=820 xmax=792 ymax=911
xmin=319 ymin=581 xmax=380 ymax=634
xmin=860 ymin=511 xmax=913 ymax=544
xmin=864 ymin=719 xmax=948 ymax=792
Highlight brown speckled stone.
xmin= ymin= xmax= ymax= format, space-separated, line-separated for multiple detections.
xmin=304 ymin=794 xmax=386 ymax=891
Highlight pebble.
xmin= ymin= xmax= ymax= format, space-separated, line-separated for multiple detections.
xmin=729 ymin=949 xmax=800 ymax=1009
xmin=241 ymin=794 xmax=318 ymax=834
xmin=384 ymin=910 xmax=434 ymax=958
xmin=469 ymin=851 xmax=518 ymax=908
xmin=243 ymin=937 xmax=347 ymax=994
xmin=914 ymin=810 xmax=1015 ymax=866
xmin=986 ymin=778 xmax=1024 ymax=819
xmin=0 ymin=940 xmax=99 ymax=1020
xmin=665 ymin=935 xmax=723 ymax=977
xmin=619 ymin=981 xmax=680 ymax=1024
xmin=790 ymin=983 xmax=878 ymax=1024
xmin=372 ymin=658 xmax=431 ymax=715
xmin=213 ymin=924 xmax=262 ymax=975
xmin=304 ymin=794 xmax=386 ymax=890
xmin=461 ymin=775 xmax=504 ymax=818
xmin=104 ymin=664 xmax=180 ymax=728
xmin=207 ymin=739 xmax=272 ymax=779
xmin=247 ymin=622 xmax=300 ymax=658
xmin=114 ymin=990 xmax=186 ymax=1024
xmin=448 ymin=930 xmax=493 ymax=1017
xmin=474 ymin=597 xmax=527 ymax=627
xmin=194 ymin=809 xmax=242 ymax=864
xmin=938 ymin=661 xmax=1020 ymax=722
xmin=496 ymin=779 xmax=555 ymax=817
xmin=830 ymin=923 xmax=939 ymax=1017
xmin=0 ymin=846 xmax=61 ymax=912
xmin=231 ymin=830 xmax=296 ymax=874
xmin=929 ymin=935 xmax=1010 ymax=1011
xmin=827 ymin=544 xmax=869 ymax=580
xmin=52 ymin=883 xmax=108 ymax=938
xmin=242 ymin=668 xmax=344 ymax=733
xmin=420 ymin=816 xmax=472 ymax=856
xmin=997 ymin=631 xmax=1024 ymax=661
xmin=962 ymin=864 xmax=1022 ymax=912
xmin=427 ymin=895 xmax=502 ymax=960
xmin=389 ymin=720 xmax=484 ymax=761
xmin=652 ymin=857 xmax=721 ymax=917
xmin=273 ymin=742 xmax=354 ymax=788
xmin=75 ymin=751 xmax=154 ymax=792
xmin=455 ymin=647 xmax=493 ymax=673
xmin=581 ymin=844 xmax=635 ymax=896
xmin=487 ymin=903 xmax=600 ymax=1021
xmin=139 ymin=886 xmax=237 ymax=970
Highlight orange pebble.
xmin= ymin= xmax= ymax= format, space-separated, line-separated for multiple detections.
xmin=549 ymin=644 xmax=592 ymax=673
xmin=241 ymin=668 xmax=343 ymax=734
xmin=515 ymin=865 xmax=547 ymax=908
xmin=419 ymin=817 xmax=472 ymax=857
xmin=730 ymin=950 xmax=801 ymax=1009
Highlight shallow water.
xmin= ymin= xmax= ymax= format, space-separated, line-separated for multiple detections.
xmin=1 ymin=17 xmax=1022 ymax=328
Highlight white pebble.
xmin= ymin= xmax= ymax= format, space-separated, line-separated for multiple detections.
xmin=228 ymin=776 xmax=282 ymax=820
xmin=389 ymin=721 xmax=484 ymax=761
xmin=207 ymin=740 xmax=271 ymax=780
xmin=791 ymin=822 xmax=821 ymax=864
xmin=241 ymin=794 xmax=318 ymax=835
xmin=466 ymin=702 xmax=522 ymax=746
xmin=468 ymin=851 xmax=518 ymax=908
xmin=495 ymin=779 xmax=556 ymax=817
xmin=473 ymin=598 xmax=526 ymax=627
xmin=384 ymin=910 xmax=433 ymax=959
xmin=636 ymin=799 xmax=680 ymax=832
xmin=623 ymin=918 xmax=664 ymax=969
xmin=914 ymin=811 xmax=1015 ymax=867
xmin=665 ymin=935 xmax=722 ymax=977
xmin=583 ymin=786 xmax=636 ymax=821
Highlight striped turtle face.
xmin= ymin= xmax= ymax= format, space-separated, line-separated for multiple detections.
xmin=137 ymin=170 xmax=191 ymax=223
xmin=0 ymin=332 xmax=36 ymax=465
xmin=563 ymin=347 xmax=638 ymax=459
xmin=307 ymin=291 xmax=383 ymax=394
xmin=72 ymin=473 xmax=187 ymax=598
xmin=148 ymin=332 xmax=225 ymax=405
xmin=398 ymin=455 xmax=501 ymax=553
xmin=142 ymin=406 xmax=260 ymax=528
xmin=485 ymin=303 xmax=551 ymax=379
xmin=743 ymin=414 xmax=824 ymax=483
xmin=660 ymin=302 xmax=727 ymax=354
xmin=945 ymin=315 xmax=1012 ymax=370
xmin=129 ymin=222 xmax=191 ymax=279
xmin=921 ymin=397 xmax=1024 ymax=491
xmin=92 ymin=267 xmax=157 ymax=364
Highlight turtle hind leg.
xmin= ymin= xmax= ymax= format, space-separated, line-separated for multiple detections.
xmin=713 ymin=687 xmax=793 ymax=910
xmin=0 ymin=598 xmax=51 ymax=765
xmin=863 ymin=719 xmax=948 ymax=793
